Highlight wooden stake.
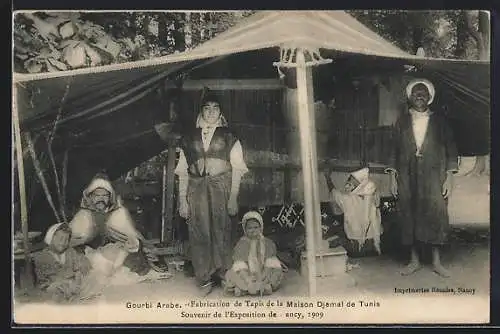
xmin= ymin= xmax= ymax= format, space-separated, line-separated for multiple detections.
xmin=296 ymin=49 xmax=318 ymax=296
xmin=12 ymin=83 xmax=34 ymax=288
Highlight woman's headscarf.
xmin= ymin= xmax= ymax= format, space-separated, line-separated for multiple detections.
xmin=406 ymin=78 xmax=436 ymax=105
xmin=196 ymin=92 xmax=228 ymax=129
xmin=44 ymin=223 xmax=66 ymax=245
xmin=241 ymin=211 xmax=265 ymax=275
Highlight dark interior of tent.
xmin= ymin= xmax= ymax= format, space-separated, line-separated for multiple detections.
xmin=13 ymin=46 xmax=490 ymax=255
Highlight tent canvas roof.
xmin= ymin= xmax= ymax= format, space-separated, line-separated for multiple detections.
xmin=13 ymin=10 xmax=490 ymax=220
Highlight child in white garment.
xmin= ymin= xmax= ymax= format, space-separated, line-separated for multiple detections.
xmin=325 ymin=167 xmax=383 ymax=255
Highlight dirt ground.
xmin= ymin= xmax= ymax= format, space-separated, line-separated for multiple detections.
xmin=12 ymin=234 xmax=489 ymax=325
xmin=34 ymin=237 xmax=485 ymax=303
xmin=13 ymin=227 xmax=489 ymax=307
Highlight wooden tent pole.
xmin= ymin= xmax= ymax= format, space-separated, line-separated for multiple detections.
xmin=12 ymin=82 xmax=34 ymax=288
xmin=163 ymin=141 xmax=177 ymax=244
xmin=160 ymin=89 xmax=179 ymax=244
xmin=305 ymin=67 xmax=325 ymax=277
xmin=161 ymin=164 xmax=167 ymax=242
xmin=296 ymin=49 xmax=318 ymax=296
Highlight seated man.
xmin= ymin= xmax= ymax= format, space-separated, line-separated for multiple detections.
xmin=224 ymin=211 xmax=284 ymax=297
xmin=33 ymin=223 xmax=92 ymax=302
xmin=69 ymin=173 xmax=167 ymax=280
xmin=325 ymin=167 xmax=382 ymax=255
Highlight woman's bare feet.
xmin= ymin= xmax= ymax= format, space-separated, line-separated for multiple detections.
xmin=432 ymin=247 xmax=450 ymax=277
xmin=432 ymin=263 xmax=451 ymax=278
xmin=400 ymin=261 xmax=422 ymax=276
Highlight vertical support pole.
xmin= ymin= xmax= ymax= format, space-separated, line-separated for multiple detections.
xmin=306 ymin=67 xmax=323 ymax=248
xmin=283 ymin=83 xmax=298 ymax=203
xmin=295 ymin=49 xmax=319 ymax=296
xmin=160 ymin=164 xmax=167 ymax=242
xmin=353 ymin=80 xmax=364 ymax=167
xmin=12 ymin=82 xmax=33 ymax=288
xmin=163 ymin=140 xmax=177 ymax=244
xmin=306 ymin=66 xmax=326 ymax=277
xmin=158 ymin=85 xmax=180 ymax=245
xmin=360 ymin=84 xmax=367 ymax=167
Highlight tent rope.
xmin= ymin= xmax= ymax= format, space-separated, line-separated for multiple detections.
xmin=25 ymin=132 xmax=62 ymax=224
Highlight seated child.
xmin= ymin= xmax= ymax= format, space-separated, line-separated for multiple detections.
xmin=224 ymin=211 xmax=284 ymax=296
xmin=325 ymin=167 xmax=382 ymax=255
xmin=33 ymin=223 xmax=170 ymax=303
xmin=32 ymin=223 xmax=92 ymax=302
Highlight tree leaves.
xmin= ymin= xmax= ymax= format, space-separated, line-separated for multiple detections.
xmin=24 ymin=58 xmax=43 ymax=73
xmin=22 ymin=13 xmax=60 ymax=41
xmin=14 ymin=12 xmax=123 ymax=73
xmin=59 ymin=21 xmax=77 ymax=39
xmin=14 ymin=11 xmax=257 ymax=74
xmin=11 ymin=11 xmax=249 ymax=74
xmin=46 ymin=58 xmax=68 ymax=71
xmin=93 ymin=36 xmax=121 ymax=58
xmin=348 ymin=10 xmax=481 ymax=59
xmin=62 ymin=42 xmax=86 ymax=68
xmin=22 ymin=43 xmax=66 ymax=73
xmin=60 ymin=41 xmax=110 ymax=68
xmin=16 ymin=10 xmax=484 ymax=75
xmin=82 ymin=43 xmax=103 ymax=66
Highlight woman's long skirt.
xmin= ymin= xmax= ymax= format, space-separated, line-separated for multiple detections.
xmin=187 ymin=171 xmax=233 ymax=284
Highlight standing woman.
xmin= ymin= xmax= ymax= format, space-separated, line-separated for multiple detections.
xmin=175 ymin=92 xmax=248 ymax=295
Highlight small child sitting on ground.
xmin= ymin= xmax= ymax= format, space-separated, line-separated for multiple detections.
xmin=32 ymin=223 xmax=92 ymax=302
xmin=224 ymin=211 xmax=284 ymax=296
xmin=33 ymin=222 xmax=171 ymax=303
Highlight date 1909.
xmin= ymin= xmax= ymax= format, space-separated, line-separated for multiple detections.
xmin=284 ymin=311 xmax=324 ymax=320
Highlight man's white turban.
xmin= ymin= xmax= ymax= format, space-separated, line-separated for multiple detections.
xmin=406 ymin=78 xmax=435 ymax=105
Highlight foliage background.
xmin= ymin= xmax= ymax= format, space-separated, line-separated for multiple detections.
xmin=13 ymin=10 xmax=488 ymax=74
